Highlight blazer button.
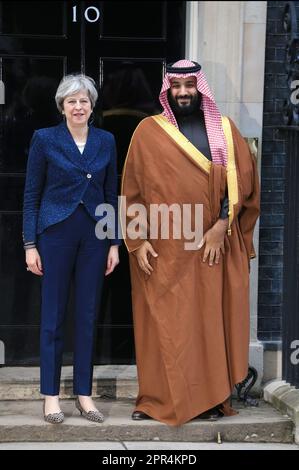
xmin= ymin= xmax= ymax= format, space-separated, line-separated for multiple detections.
xmin=87 ymin=173 xmax=92 ymax=179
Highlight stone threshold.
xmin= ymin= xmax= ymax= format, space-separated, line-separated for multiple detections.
xmin=0 ymin=365 xmax=138 ymax=400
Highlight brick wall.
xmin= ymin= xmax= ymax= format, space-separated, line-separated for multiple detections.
xmin=258 ymin=1 xmax=292 ymax=346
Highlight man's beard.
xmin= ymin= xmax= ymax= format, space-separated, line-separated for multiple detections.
xmin=168 ymin=90 xmax=201 ymax=117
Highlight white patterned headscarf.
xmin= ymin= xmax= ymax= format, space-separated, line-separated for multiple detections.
xmin=159 ymin=59 xmax=228 ymax=166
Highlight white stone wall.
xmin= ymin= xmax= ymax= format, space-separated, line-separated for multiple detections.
xmin=185 ymin=1 xmax=267 ymax=388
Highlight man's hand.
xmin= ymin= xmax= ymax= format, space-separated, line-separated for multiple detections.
xmin=105 ymin=245 xmax=120 ymax=275
xmin=26 ymin=247 xmax=43 ymax=276
xmin=198 ymin=218 xmax=229 ymax=266
xmin=134 ymin=241 xmax=158 ymax=275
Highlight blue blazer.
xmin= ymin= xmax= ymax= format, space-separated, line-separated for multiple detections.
xmin=22 ymin=122 xmax=120 ymax=246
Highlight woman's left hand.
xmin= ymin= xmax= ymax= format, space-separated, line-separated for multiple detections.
xmin=105 ymin=245 xmax=120 ymax=275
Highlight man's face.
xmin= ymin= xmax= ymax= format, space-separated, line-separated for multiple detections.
xmin=168 ymin=76 xmax=200 ymax=116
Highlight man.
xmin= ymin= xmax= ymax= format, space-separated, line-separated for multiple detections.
xmin=121 ymin=60 xmax=260 ymax=426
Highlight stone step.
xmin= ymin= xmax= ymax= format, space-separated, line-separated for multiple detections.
xmin=0 ymin=365 xmax=261 ymax=401
xmin=0 ymin=399 xmax=294 ymax=443
xmin=0 ymin=366 xmax=138 ymax=400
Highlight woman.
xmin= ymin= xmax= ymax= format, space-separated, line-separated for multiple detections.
xmin=23 ymin=74 xmax=120 ymax=424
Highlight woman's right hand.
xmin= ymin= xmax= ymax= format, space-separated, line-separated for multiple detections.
xmin=25 ymin=248 xmax=43 ymax=276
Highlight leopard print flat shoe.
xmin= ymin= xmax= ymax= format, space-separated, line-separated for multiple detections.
xmin=43 ymin=402 xmax=64 ymax=424
xmin=75 ymin=397 xmax=104 ymax=423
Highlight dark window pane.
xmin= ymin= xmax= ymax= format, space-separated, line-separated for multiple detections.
xmin=0 ymin=213 xmax=41 ymax=326
xmin=0 ymin=176 xmax=24 ymax=210
xmin=102 ymin=1 xmax=165 ymax=39
xmin=100 ymin=59 xmax=163 ymax=172
xmin=0 ymin=57 xmax=63 ymax=172
xmin=0 ymin=1 xmax=64 ymax=36
xmin=0 ymin=327 xmax=40 ymax=365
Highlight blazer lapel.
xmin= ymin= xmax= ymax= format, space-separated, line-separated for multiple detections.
xmin=82 ymin=125 xmax=102 ymax=166
xmin=56 ymin=122 xmax=101 ymax=171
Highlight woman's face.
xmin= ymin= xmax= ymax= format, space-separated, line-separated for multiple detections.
xmin=62 ymin=90 xmax=92 ymax=127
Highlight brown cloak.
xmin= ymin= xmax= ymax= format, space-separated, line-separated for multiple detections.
xmin=121 ymin=114 xmax=260 ymax=426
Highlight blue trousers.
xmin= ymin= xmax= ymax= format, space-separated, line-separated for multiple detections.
xmin=37 ymin=204 xmax=109 ymax=396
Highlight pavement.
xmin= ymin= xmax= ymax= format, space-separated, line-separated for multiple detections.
xmin=0 ymin=441 xmax=298 ymax=450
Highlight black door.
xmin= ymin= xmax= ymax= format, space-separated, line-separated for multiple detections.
xmin=0 ymin=1 xmax=186 ymax=365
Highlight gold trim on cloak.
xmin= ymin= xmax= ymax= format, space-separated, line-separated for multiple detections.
xmin=151 ymin=114 xmax=212 ymax=174
xmin=152 ymin=114 xmax=238 ymax=236
xmin=221 ymin=116 xmax=238 ymax=235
